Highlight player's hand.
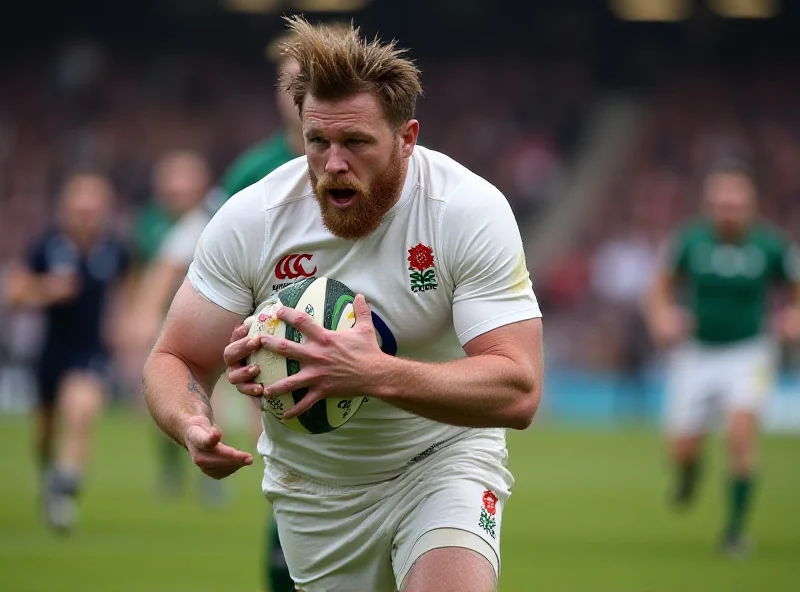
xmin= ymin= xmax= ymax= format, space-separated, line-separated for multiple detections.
xmin=42 ymin=272 xmax=80 ymax=304
xmin=259 ymin=294 xmax=383 ymax=420
xmin=224 ymin=316 xmax=265 ymax=397
xmin=183 ymin=415 xmax=253 ymax=479
xmin=650 ymin=306 xmax=691 ymax=348
xmin=776 ymin=307 xmax=800 ymax=342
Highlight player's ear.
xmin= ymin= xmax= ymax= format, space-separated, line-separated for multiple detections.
xmin=398 ymin=119 xmax=419 ymax=158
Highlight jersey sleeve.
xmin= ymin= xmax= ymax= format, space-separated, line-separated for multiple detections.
xmin=186 ymin=185 xmax=266 ymax=316
xmin=439 ymin=180 xmax=542 ymax=346
xmin=159 ymin=208 xmax=212 ymax=270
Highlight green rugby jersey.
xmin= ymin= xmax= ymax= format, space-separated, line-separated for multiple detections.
xmin=668 ymin=219 xmax=800 ymax=344
xmin=220 ymin=131 xmax=298 ymax=198
xmin=133 ymin=203 xmax=176 ymax=264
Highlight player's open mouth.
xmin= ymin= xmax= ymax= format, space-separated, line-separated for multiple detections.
xmin=327 ymin=188 xmax=358 ymax=209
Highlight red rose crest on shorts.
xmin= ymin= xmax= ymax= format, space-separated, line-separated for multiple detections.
xmin=479 ymin=489 xmax=498 ymax=539
xmin=407 ymin=243 xmax=437 ymax=293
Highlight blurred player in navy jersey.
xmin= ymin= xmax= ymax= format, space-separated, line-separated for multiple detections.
xmin=4 ymin=171 xmax=132 ymax=533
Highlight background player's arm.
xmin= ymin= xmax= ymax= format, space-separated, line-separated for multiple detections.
xmin=776 ymin=242 xmax=800 ymax=341
xmin=128 ymin=259 xmax=188 ymax=351
xmin=129 ymin=208 xmax=209 ymax=349
xmin=3 ymin=264 xmax=79 ymax=308
xmin=143 ymin=280 xmax=252 ymax=477
xmin=645 ymin=233 xmax=692 ymax=347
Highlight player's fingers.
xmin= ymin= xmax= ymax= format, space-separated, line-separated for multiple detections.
xmin=276 ymin=305 xmax=325 ymax=339
xmin=223 ymin=335 xmax=261 ymax=366
xmin=227 ymin=363 xmax=260 ymax=384
xmin=263 ymin=371 xmax=315 ymax=400
xmin=281 ymin=391 xmax=323 ymax=420
xmin=196 ymin=457 xmax=250 ymax=480
xmin=230 ymin=323 xmax=249 ymax=343
xmin=235 ymin=381 xmax=264 ymax=397
xmin=214 ymin=442 xmax=254 ymax=465
xmin=259 ymin=334 xmax=306 ymax=358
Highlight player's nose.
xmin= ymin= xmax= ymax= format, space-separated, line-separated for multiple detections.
xmin=325 ymin=144 xmax=349 ymax=175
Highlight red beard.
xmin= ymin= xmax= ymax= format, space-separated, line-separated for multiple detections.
xmin=309 ymin=146 xmax=405 ymax=240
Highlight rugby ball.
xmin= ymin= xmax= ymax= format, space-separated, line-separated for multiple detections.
xmin=246 ymin=277 xmax=365 ymax=434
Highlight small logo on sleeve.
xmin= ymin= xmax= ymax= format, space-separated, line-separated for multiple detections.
xmin=407 ymin=243 xmax=437 ymax=293
xmin=479 ymin=489 xmax=498 ymax=539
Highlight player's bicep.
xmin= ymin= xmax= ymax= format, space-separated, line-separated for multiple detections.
xmin=463 ymin=318 xmax=543 ymax=393
xmin=154 ymin=279 xmax=246 ymax=386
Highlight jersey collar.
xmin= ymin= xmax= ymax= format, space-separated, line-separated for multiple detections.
xmin=381 ymin=149 xmax=418 ymax=222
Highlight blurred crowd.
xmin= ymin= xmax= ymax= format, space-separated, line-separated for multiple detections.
xmin=540 ymin=64 xmax=800 ymax=372
xmin=7 ymin=40 xmax=799 ymax=409
xmin=0 ymin=39 xmax=589 ymax=409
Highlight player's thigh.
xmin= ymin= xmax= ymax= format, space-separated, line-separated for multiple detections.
xmin=265 ymin=465 xmax=398 ymax=592
xmin=392 ymin=460 xmax=511 ymax=591
xmin=401 ymin=546 xmax=496 ymax=592
xmin=724 ymin=338 xmax=776 ymax=417
xmin=664 ymin=343 xmax=715 ymax=437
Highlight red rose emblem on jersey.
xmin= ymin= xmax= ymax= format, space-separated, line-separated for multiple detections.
xmin=407 ymin=243 xmax=438 ymax=293
xmin=408 ymin=243 xmax=434 ymax=272
xmin=257 ymin=313 xmax=268 ymax=323
xmin=482 ymin=490 xmax=498 ymax=516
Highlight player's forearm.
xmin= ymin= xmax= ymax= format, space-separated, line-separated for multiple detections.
xmin=142 ymin=349 xmax=216 ymax=447
xmin=4 ymin=272 xmax=49 ymax=307
xmin=138 ymin=261 xmax=185 ymax=318
xmin=645 ymin=272 xmax=674 ymax=322
xmin=367 ymin=354 xmax=540 ymax=430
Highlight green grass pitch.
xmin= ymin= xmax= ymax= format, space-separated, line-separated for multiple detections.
xmin=1 ymin=411 xmax=798 ymax=591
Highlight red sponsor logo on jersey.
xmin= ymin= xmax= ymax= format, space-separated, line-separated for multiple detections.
xmin=275 ymin=254 xmax=317 ymax=280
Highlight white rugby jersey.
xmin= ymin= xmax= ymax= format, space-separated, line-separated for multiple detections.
xmin=188 ymin=145 xmax=541 ymax=485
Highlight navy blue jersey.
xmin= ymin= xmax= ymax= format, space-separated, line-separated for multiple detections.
xmin=27 ymin=229 xmax=130 ymax=355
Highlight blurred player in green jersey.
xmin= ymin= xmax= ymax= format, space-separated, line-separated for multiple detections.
xmin=144 ymin=33 xmax=302 ymax=592
xmin=646 ymin=161 xmax=800 ymax=556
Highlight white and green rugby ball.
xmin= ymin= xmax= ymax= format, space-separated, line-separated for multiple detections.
xmin=246 ymin=277 xmax=364 ymax=434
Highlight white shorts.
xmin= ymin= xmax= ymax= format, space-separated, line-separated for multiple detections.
xmin=261 ymin=431 xmax=513 ymax=592
xmin=665 ymin=337 xmax=777 ymax=436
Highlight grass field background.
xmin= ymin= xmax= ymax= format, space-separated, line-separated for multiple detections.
xmin=1 ymin=410 xmax=799 ymax=591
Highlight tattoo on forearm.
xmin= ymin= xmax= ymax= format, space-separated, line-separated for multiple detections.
xmin=188 ymin=373 xmax=213 ymax=417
